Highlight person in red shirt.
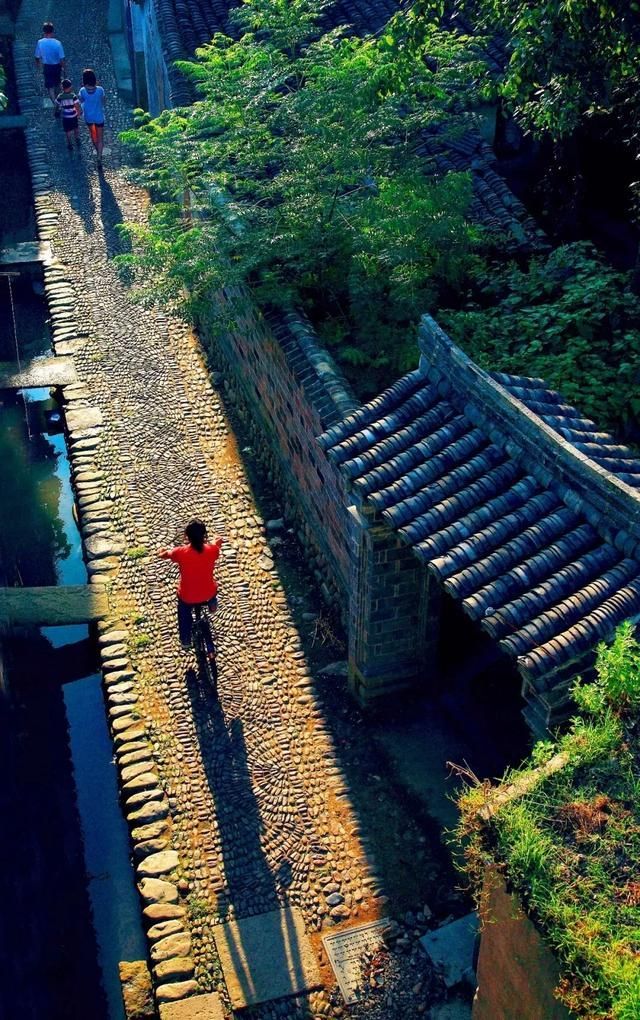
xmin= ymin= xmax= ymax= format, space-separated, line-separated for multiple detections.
xmin=157 ymin=518 xmax=223 ymax=650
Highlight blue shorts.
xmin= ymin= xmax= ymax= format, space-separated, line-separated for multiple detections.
xmin=43 ymin=64 xmax=62 ymax=90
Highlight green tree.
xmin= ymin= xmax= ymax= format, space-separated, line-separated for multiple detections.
xmin=469 ymin=0 xmax=640 ymax=140
xmin=118 ymin=0 xmax=488 ymax=390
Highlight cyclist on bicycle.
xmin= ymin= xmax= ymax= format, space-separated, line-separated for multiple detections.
xmin=157 ymin=518 xmax=223 ymax=652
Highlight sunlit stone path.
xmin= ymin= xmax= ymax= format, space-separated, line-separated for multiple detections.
xmin=12 ymin=3 xmax=387 ymax=1016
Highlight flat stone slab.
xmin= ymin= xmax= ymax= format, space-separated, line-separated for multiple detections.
xmin=0 ymin=356 xmax=78 ymax=389
xmin=420 ymin=912 xmax=479 ymax=990
xmin=0 ymin=241 xmax=49 ymax=264
xmin=119 ymin=960 xmax=155 ymax=1020
xmin=159 ymin=992 xmax=225 ymax=1020
xmin=214 ymin=906 xmax=321 ymax=1009
xmin=0 ymin=114 xmax=27 ymax=129
xmin=0 ymin=584 xmax=107 ymax=624
xmin=66 ymin=405 xmax=103 ymax=431
xmin=322 ymin=918 xmax=389 ymax=1005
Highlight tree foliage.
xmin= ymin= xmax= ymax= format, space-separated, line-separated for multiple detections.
xmin=471 ymin=0 xmax=640 ymax=140
xmin=118 ymin=0 xmax=488 ymax=389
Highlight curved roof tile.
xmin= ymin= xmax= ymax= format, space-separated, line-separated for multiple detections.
xmin=318 ymin=318 xmax=640 ymax=727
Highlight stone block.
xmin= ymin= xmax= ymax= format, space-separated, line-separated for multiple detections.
xmin=420 ymin=913 xmax=479 ymax=990
xmin=214 ymin=905 xmax=321 ymax=1009
xmin=159 ymin=993 xmax=225 ymax=1020
xmin=156 ymin=981 xmax=199 ymax=1004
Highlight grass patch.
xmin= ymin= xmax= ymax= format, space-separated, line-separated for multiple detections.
xmin=457 ymin=623 xmax=640 ymax=1018
xmin=127 ymin=546 xmax=148 ymax=560
xmin=130 ymin=633 xmax=151 ymax=650
xmin=187 ymin=895 xmax=210 ymax=922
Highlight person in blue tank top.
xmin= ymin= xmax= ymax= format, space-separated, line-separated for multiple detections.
xmin=78 ymin=68 xmax=106 ymax=167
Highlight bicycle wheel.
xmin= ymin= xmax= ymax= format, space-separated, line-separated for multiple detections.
xmin=198 ymin=616 xmax=218 ymax=697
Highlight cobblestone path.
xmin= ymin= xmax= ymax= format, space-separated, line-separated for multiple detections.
xmin=13 ymin=3 xmax=384 ymax=1017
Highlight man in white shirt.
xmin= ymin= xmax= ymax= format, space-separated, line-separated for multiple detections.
xmin=34 ymin=22 xmax=65 ymax=110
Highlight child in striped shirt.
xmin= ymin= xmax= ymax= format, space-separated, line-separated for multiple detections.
xmin=55 ymin=79 xmax=81 ymax=151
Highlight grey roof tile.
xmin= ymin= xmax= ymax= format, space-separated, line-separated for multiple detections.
xmin=319 ymin=335 xmax=640 ymax=700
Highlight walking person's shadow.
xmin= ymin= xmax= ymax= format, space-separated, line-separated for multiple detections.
xmin=184 ymin=667 xmax=311 ymax=1009
xmin=97 ymin=172 xmax=131 ymax=260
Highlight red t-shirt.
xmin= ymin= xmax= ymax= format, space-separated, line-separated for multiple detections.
xmin=169 ymin=539 xmax=222 ymax=604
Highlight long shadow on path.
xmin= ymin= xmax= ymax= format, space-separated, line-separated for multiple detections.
xmin=97 ymin=170 xmax=131 ymax=260
xmin=184 ymin=668 xmax=311 ymax=1010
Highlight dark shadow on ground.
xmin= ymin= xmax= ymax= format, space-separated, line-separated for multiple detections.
xmin=184 ymin=667 xmax=309 ymax=1008
xmin=57 ymin=143 xmax=97 ymax=236
xmin=97 ymin=170 xmax=131 ymax=259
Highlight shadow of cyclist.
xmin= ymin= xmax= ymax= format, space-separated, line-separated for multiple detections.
xmin=183 ymin=668 xmax=310 ymax=1007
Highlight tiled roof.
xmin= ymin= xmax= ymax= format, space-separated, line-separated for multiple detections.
xmin=318 ymin=318 xmax=640 ymax=733
xmin=415 ymin=125 xmax=545 ymax=252
xmin=267 ymin=311 xmax=359 ymax=427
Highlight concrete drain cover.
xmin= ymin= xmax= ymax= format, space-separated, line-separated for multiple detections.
xmin=214 ymin=906 xmax=321 ymax=1009
xmin=322 ymin=918 xmax=390 ymax=1004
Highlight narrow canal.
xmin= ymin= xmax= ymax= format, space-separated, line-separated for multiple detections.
xmin=0 ymin=31 xmax=146 ymax=1010
xmin=0 ymin=376 xmax=146 ymax=1020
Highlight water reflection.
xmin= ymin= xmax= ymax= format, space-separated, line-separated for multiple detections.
xmin=0 ymin=388 xmax=146 ymax=1019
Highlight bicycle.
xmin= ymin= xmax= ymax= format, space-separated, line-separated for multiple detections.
xmin=191 ymin=602 xmax=218 ymax=696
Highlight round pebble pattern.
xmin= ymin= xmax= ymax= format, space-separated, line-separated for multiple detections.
xmin=11 ymin=2 xmax=388 ymax=1016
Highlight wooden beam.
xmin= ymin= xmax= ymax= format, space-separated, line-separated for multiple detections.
xmin=0 ymin=585 xmax=108 ymax=625
xmin=0 ymin=356 xmax=78 ymax=389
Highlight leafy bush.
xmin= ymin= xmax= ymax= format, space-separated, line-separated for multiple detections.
xmin=441 ymin=242 xmax=640 ymax=434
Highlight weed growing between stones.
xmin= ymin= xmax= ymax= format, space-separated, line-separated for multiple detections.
xmin=127 ymin=546 xmax=149 ymax=560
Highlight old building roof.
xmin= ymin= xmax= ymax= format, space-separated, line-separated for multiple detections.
xmin=318 ymin=317 xmax=640 ymax=733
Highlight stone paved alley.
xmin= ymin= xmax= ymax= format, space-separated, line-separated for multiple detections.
xmin=10 ymin=2 xmax=462 ymax=1018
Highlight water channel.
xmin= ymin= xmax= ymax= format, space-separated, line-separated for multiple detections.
xmin=0 ymin=49 xmax=146 ymax=1012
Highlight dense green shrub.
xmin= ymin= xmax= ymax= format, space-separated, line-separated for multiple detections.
xmin=441 ymin=243 xmax=640 ymax=434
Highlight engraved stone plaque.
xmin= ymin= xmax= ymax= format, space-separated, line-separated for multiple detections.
xmin=322 ymin=918 xmax=389 ymax=1004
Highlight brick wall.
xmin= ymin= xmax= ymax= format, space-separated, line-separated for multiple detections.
xmin=473 ymin=868 xmax=574 ymax=1020
xmin=418 ymin=315 xmax=640 ymax=553
xmin=200 ymin=296 xmax=358 ymax=610
xmin=348 ymin=503 xmax=440 ymax=700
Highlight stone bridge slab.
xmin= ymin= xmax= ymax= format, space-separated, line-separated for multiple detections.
xmin=0 ymin=585 xmax=108 ymax=625
xmin=214 ymin=906 xmax=321 ymax=1009
xmin=0 ymin=356 xmax=78 ymax=389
